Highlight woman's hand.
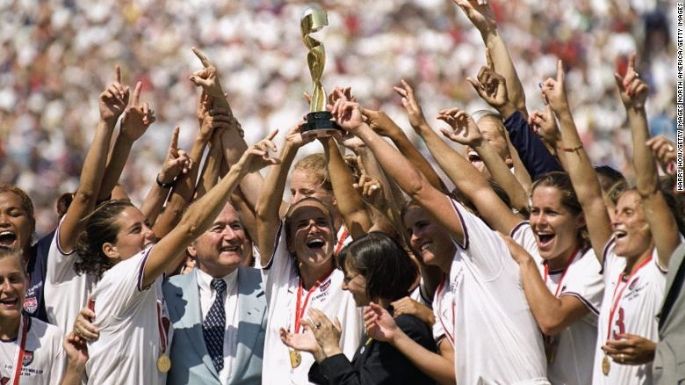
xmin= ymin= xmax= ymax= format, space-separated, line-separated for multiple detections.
xmin=529 ymin=105 xmax=560 ymax=149
xmin=64 ymin=332 xmax=89 ymax=370
xmin=540 ymin=60 xmax=569 ymax=114
xmin=189 ymin=47 xmax=225 ymax=98
xmin=120 ymin=81 xmax=156 ymax=142
xmin=73 ymin=307 xmax=100 ymax=342
xmin=646 ymin=135 xmax=676 ymax=175
xmin=364 ymin=302 xmax=401 ymax=343
xmin=501 ymin=233 xmax=535 ymax=265
xmin=99 ymin=66 xmax=129 ymax=125
xmin=285 ymin=121 xmax=314 ymax=149
xmin=602 ymin=334 xmax=656 ymax=365
xmin=157 ymin=127 xmax=192 ymax=186
xmin=437 ymin=108 xmax=483 ymax=147
xmin=614 ymin=54 xmax=648 ymax=110
xmin=280 ymin=325 xmax=319 ymax=353
xmin=391 ymin=297 xmax=435 ymax=326
xmin=394 ymin=80 xmax=428 ymax=130
xmin=308 ymin=308 xmax=343 ymax=358
xmin=237 ymin=130 xmax=280 ymax=174
xmin=467 ymin=66 xmax=508 ymax=109
xmin=359 ymin=108 xmax=401 ymax=139
xmin=332 ymin=100 xmax=366 ymax=135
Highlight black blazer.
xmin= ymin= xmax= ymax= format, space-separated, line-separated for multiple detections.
xmin=309 ymin=314 xmax=437 ymax=385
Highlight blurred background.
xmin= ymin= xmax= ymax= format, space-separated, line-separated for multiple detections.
xmin=0 ymin=0 xmax=676 ymax=235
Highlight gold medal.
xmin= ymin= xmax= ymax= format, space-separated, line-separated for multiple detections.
xmin=289 ymin=349 xmax=302 ymax=368
xmin=157 ymin=354 xmax=171 ymax=373
xmin=602 ymin=354 xmax=610 ymax=376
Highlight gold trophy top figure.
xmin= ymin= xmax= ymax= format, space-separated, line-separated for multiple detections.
xmin=300 ymin=6 xmax=339 ymax=136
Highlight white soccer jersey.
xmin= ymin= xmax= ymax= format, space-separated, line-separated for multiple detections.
xmin=511 ymin=222 xmax=603 ymax=385
xmin=449 ymin=200 xmax=549 ymax=385
xmin=259 ymin=223 xmax=363 ymax=385
xmin=43 ymin=221 xmax=95 ymax=336
xmin=432 ymin=277 xmax=455 ymax=347
xmin=0 ymin=317 xmax=64 ymax=385
xmin=86 ymin=247 xmax=172 ymax=385
xmin=592 ymin=239 xmax=669 ymax=385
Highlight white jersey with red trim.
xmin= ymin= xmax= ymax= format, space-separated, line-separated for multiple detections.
xmin=431 ymin=278 xmax=455 ymax=347
xmin=449 ymin=200 xmax=549 ymax=385
xmin=511 ymin=222 xmax=603 ymax=385
xmin=85 ymin=247 xmax=172 ymax=385
xmin=0 ymin=318 xmax=64 ymax=385
xmin=258 ymin=222 xmax=363 ymax=385
xmin=43 ymin=220 xmax=95 ymax=336
xmin=591 ymin=239 xmax=668 ymax=385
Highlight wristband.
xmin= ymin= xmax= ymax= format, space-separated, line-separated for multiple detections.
xmin=561 ymin=144 xmax=584 ymax=153
xmin=156 ymin=174 xmax=177 ymax=189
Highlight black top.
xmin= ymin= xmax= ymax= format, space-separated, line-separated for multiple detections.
xmin=309 ymin=314 xmax=437 ymax=385
xmin=24 ymin=231 xmax=53 ymax=322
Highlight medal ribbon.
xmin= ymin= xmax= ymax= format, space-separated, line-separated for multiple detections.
xmin=334 ymin=229 xmax=349 ymax=256
xmin=294 ymin=268 xmax=334 ymax=332
xmin=543 ymin=246 xmax=580 ymax=297
xmin=434 ymin=276 xmax=455 ymax=345
xmin=9 ymin=315 xmax=29 ymax=385
xmin=156 ymin=302 xmax=169 ymax=355
xmin=605 ymin=254 xmax=652 ymax=341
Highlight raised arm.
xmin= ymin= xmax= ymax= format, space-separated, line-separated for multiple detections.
xmin=98 ymin=81 xmax=156 ymax=201
xmin=195 ymin=129 xmax=224 ymax=200
xmin=142 ymin=131 xmax=279 ymax=288
xmin=504 ymin=236 xmax=589 ymax=335
xmin=151 ymin=106 xmax=216 ymax=238
xmin=361 ymin=105 xmax=447 ymax=193
xmin=322 ymin=137 xmax=374 ymax=239
xmin=468 ymin=65 xmax=562 ymax=179
xmin=541 ymin=60 xmax=612 ymax=262
xmin=439 ymin=107 xmax=528 ymax=213
xmin=331 ymin=100 xmax=465 ymax=245
xmin=255 ymin=123 xmax=311 ymax=263
xmin=616 ymin=55 xmax=681 ymax=265
xmin=453 ymin=0 xmax=527 ymax=117
xmin=59 ymin=67 xmax=127 ymax=253
xmin=139 ymin=127 xmax=191 ymax=225
xmin=394 ymin=82 xmax=520 ymax=235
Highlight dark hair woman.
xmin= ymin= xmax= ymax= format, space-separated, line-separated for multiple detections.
xmin=280 ymin=232 xmax=436 ymax=385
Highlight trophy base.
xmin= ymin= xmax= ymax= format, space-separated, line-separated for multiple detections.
xmin=302 ymin=111 xmax=341 ymax=139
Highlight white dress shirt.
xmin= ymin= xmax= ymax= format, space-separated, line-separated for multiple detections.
xmin=197 ymin=268 xmax=240 ymax=384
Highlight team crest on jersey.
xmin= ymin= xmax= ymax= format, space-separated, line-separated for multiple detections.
xmin=319 ymin=278 xmax=332 ymax=293
xmin=22 ymin=351 xmax=33 ymax=367
xmin=23 ymin=296 xmax=37 ymax=314
xmin=629 ymin=277 xmax=640 ymax=290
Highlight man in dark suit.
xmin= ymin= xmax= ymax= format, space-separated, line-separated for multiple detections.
xmin=164 ymin=203 xmax=266 ymax=385
xmin=654 ymin=242 xmax=685 ymax=385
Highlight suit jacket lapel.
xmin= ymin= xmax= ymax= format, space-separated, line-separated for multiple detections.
xmin=230 ymin=267 xmax=265 ymax=383
xmin=664 ymin=243 xmax=685 ymax=298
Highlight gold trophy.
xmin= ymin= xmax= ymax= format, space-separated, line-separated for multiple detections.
xmin=300 ymin=6 xmax=340 ymax=137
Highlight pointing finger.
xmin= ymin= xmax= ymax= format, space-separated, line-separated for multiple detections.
xmin=192 ymin=47 xmax=211 ymax=68
xmin=132 ymin=81 xmax=142 ymax=106
xmin=556 ymin=60 xmax=564 ymax=83
xmin=170 ymin=127 xmax=180 ymax=150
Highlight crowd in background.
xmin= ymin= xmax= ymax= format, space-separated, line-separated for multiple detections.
xmin=0 ymin=0 xmax=676 ymax=235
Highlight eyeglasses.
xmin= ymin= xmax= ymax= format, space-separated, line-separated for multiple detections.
xmin=343 ymin=273 xmax=361 ymax=284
